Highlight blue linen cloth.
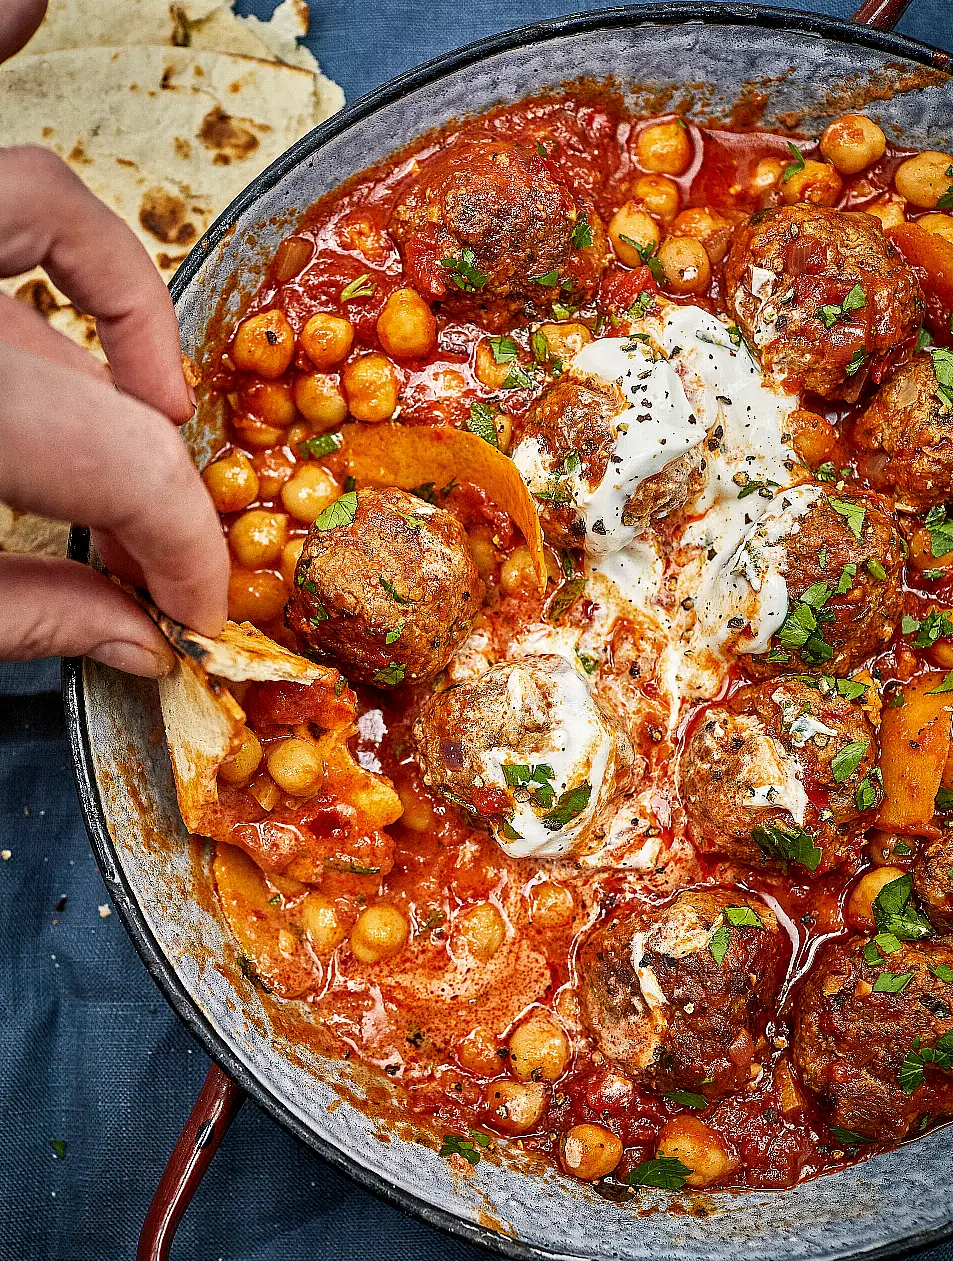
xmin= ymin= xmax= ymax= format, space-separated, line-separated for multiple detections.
xmin=2 ymin=1 xmax=953 ymax=1256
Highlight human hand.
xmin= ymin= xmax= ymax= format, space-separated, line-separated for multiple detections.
xmin=0 ymin=7 xmax=229 ymax=677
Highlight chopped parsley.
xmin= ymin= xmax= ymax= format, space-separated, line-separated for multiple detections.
xmin=709 ymin=923 xmax=731 ymax=965
xmin=551 ymin=300 xmax=575 ymax=321
xmin=298 ymin=431 xmax=343 ymax=459
xmin=385 ymin=623 xmax=404 ymax=645
xmin=340 ymin=273 xmax=376 ymax=301
xmin=532 ymin=328 xmax=563 ymax=375
xmin=938 ymin=165 xmax=953 ymax=211
xmin=532 ymin=269 xmax=561 ymax=286
xmin=571 ymin=215 xmax=594 ymax=250
xmin=545 ymin=576 xmax=586 ymax=625
xmin=738 ymin=478 xmax=779 ymax=500
xmin=751 ymin=821 xmax=823 ymax=872
xmin=819 ymin=284 xmax=867 ymax=328
xmin=628 ymin=290 xmax=656 ymax=319
xmin=936 ymin=786 xmax=953 ymax=812
xmin=775 ymin=592 xmax=834 ymax=666
xmin=625 ymin=1156 xmax=691 ymax=1190
xmin=576 ymin=651 xmax=598 ymax=675
xmin=845 ymin=349 xmax=868 ymax=378
xmin=541 ymin=781 xmax=591 ymax=831
xmin=933 ymin=963 xmax=953 ymax=984
xmin=441 ymin=248 xmax=488 ymax=293
xmin=380 ymin=578 xmax=410 ymax=604
xmin=664 ymin=1090 xmax=708 ymax=1109
xmin=50 ymin=1140 xmax=66 ymax=1160
xmin=724 ymin=905 xmax=763 ymax=928
xmin=923 ymin=504 xmax=953 ymax=559
xmin=503 ymin=762 xmax=556 ymax=809
xmin=872 ymin=873 xmax=934 ymax=942
xmin=931 ymin=346 xmax=953 ymax=407
xmin=487 ymin=335 xmax=518 ymax=364
xmin=781 ymin=141 xmax=806 ymax=182
xmin=315 ymin=490 xmax=358 ymax=531
xmin=466 ymin=401 xmax=499 ymax=448
xmin=856 ymin=768 xmax=884 ymax=812
xmin=828 ymin=497 xmax=867 ymax=540
xmin=373 ymin=661 xmax=407 ymax=687
xmin=439 ymin=1130 xmax=494 ymax=1166
xmin=872 ymin=970 xmax=914 ymax=994
xmin=830 ymin=1127 xmax=873 ymax=1146
xmin=866 ymin=558 xmax=887 ymax=581
xmin=537 ymin=450 xmax=581 ymax=506
xmin=621 ymin=236 xmax=666 ymax=284
xmin=899 ymin=1030 xmax=953 ymax=1095
xmin=902 ymin=609 xmax=953 ymax=648
xmin=831 ymin=739 xmax=870 ymax=783
xmin=927 ymin=670 xmax=953 ymax=695
xmin=815 ymin=461 xmax=837 ymax=483
xmin=501 ymin=363 xmax=535 ymax=390
xmin=836 ymin=562 xmax=858 ymax=595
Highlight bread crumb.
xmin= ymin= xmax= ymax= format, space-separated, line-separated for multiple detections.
xmin=1 ymin=850 xmax=10 ymax=860
xmin=98 ymin=904 xmax=112 ymax=918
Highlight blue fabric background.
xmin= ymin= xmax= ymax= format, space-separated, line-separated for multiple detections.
xmin=2 ymin=1 xmax=953 ymax=1256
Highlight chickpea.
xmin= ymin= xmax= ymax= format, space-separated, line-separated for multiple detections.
xmin=280 ymin=537 xmax=304 ymax=587
xmin=232 ymin=309 xmax=295 ymax=378
xmin=670 ymin=206 xmax=732 ymax=264
xmin=820 ymin=114 xmax=887 ymax=175
xmin=632 ymin=173 xmax=680 ymax=222
xmin=929 ymin=631 xmax=953 ymax=670
xmin=227 ymin=568 xmax=288 ymax=624
xmin=658 ymin=236 xmax=712 ymax=294
xmin=780 ymin=159 xmax=843 ymax=207
xmin=341 ymin=352 xmax=400 ymax=423
xmin=751 ymin=157 xmax=784 ymax=195
xmin=847 ymin=865 xmax=906 ymax=928
xmin=230 ymin=411 xmax=285 ymax=450
xmin=865 ymin=194 xmax=908 ymax=231
xmin=457 ymin=1027 xmax=503 ymax=1075
xmin=299 ymin=893 xmax=347 ymax=954
xmin=919 ymin=213 xmax=953 ymax=243
xmin=508 ymin=1011 xmax=571 ymax=1082
xmin=895 ymin=151 xmax=953 ymax=209
xmin=475 ymin=338 xmax=516 ymax=390
xmin=500 ymin=545 xmax=538 ymax=597
xmin=396 ymin=781 xmax=437 ymax=833
xmin=494 ymin=412 xmax=513 ymax=454
xmin=266 ymin=736 xmax=324 ymax=797
xmin=202 ymin=450 xmax=259 ymax=514
xmin=376 ymin=287 xmax=437 ymax=360
xmin=293 ymin=373 xmax=349 ymax=431
xmin=218 ymin=726 xmax=263 ymax=785
xmin=637 ymin=119 xmax=692 ymax=177
xmin=287 ymin=421 xmax=310 ymax=448
xmin=280 ymin=463 xmax=340 ymax=523
xmin=251 ymin=448 xmax=295 ymax=499
xmin=242 ymin=379 xmax=297 ymax=428
xmin=608 ymin=202 xmax=660 ymax=268
xmin=536 ymin=322 xmax=592 ymax=358
xmin=559 ymin=1124 xmax=622 ymax=1180
xmin=299 ymin=312 xmax=354 ymax=370
xmin=456 ymin=902 xmax=506 ymax=961
xmin=656 ymin=1116 xmax=734 ymax=1189
xmin=229 ymin=509 xmax=289 ymax=569
xmin=529 ymin=881 xmax=574 ymax=928
xmin=468 ymin=526 xmax=500 ymax=580
xmin=484 ymin=1080 xmax=546 ymax=1134
xmin=350 ymin=905 xmax=410 ymax=964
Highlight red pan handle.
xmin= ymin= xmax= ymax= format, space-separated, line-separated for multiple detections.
xmin=852 ymin=0 xmax=913 ymax=29
xmin=137 ymin=1063 xmax=245 ymax=1261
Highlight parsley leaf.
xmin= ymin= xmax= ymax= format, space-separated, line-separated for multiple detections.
xmin=628 ymin=291 xmax=656 ymax=319
xmin=709 ymin=924 xmax=731 ymax=964
xmin=866 ymin=558 xmax=887 ymax=581
xmin=664 ymin=1090 xmax=708 ymax=1109
xmin=315 ymin=490 xmax=358 ymax=531
xmin=903 ymin=610 xmax=953 ymax=648
xmin=831 ymin=739 xmax=870 ymax=783
xmin=872 ymin=970 xmax=914 ymax=993
xmin=819 ymin=284 xmax=867 ymax=328
xmin=927 ymin=670 xmax=953 ymax=695
xmin=439 ymin=1131 xmax=494 ymax=1166
xmin=385 ymin=623 xmax=404 ymax=645
xmin=625 ymin=1156 xmax=691 ymax=1190
xmin=781 ymin=141 xmax=806 ymax=182
xmin=380 ymin=578 xmax=410 ymax=604
xmin=340 ymin=273 xmax=376 ymax=301
xmin=828 ymin=497 xmax=867 ymax=540
xmin=298 ymin=431 xmax=343 ymax=459
xmin=931 ymin=346 xmax=953 ymax=407
xmin=441 ymin=248 xmax=488 ymax=293
xmin=856 ymin=768 xmax=884 ymax=812
xmin=752 ymin=821 xmax=823 ymax=872
xmin=938 ymin=165 xmax=953 ymax=211
xmin=487 ymin=335 xmax=518 ymax=364
xmin=501 ymin=363 xmax=535 ymax=390
xmin=923 ymin=504 xmax=953 ymax=559
xmin=571 ymin=215 xmax=594 ymax=250
xmin=541 ymin=782 xmax=591 ymax=831
xmin=725 ymin=905 xmax=763 ymax=928
xmin=872 ymin=873 xmax=934 ymax=941
xmin=503 ymin=762 xmax=557 ymax=809
xmin=372 ymin=661 xmax=407 ymax=687
xmin=815 ymin=461 xmax=837 ymax=483
xmin=532 ymin=269 xmax=561 ymax=286
xmin=830 ymin=1126 xmax=873 ymax=1146
xmin=933 ymin=963 xmax=953 ymax=984
xmin=845 ymin=349 xmax=868 ymax=378
xmin=467 ymin=401 xmax=499 ymax=448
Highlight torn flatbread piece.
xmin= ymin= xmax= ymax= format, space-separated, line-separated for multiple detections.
xmin=156 ymin=616 xmax=402 ymax=884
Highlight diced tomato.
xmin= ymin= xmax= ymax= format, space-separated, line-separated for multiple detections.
xmin=889 ymin=223 xmax=953 ymax=346
xmin=243 ymin=678 xmax=355 ymax=733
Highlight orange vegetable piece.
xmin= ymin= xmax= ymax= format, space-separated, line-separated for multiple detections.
xmin=889 ymin=223 xmax=953 ymax=345
xmin=876 ymin=671 xmax=953 ymax=835
xmin=337 ymin=422 xmax=546 ymax=592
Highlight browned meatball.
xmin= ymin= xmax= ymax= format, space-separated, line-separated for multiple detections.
xmin=794 ymin=935 xmax=953 ymax=1140
xmin=914 ymin=833 xmax=953 ymax=932
xmin=413 ymin=654 xmax=633 ymax=857
xmin=854 ymin=352 xmax=953 ymax=510
xmin=725 ymin=205 xmax=923 ymax=400
xmin=287 ymin=488 xmax=483 ymax=687
xmin=679 ymin=677 xmax=879 ymax=874
xmin=699 ymin=483 xmax=903 ymax=677
xmin=512 ymin=369 xmax=704 ymax=550
xmin=388 ymin=139 xmax=606 ymax=324
xmin=578 ymin=889 xmax=788 ymax=1101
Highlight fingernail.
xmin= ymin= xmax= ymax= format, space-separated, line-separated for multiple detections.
xmin=186 ymin=381 xmax=198 ymax=411
xmin=89 ymin=640 xmax=174 ymax=678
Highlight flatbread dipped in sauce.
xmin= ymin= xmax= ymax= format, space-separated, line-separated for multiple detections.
xmin=153 ymin=613 xmax=401 ymax=884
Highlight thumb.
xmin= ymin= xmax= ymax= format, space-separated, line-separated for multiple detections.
xmin=0 ymin=553 xmax=176 ymax=677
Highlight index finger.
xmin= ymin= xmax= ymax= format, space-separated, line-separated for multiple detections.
xmin=0 ymin=145 xmax=193 ymax=422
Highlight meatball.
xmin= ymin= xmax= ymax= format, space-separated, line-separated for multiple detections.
xmin=725 ymin=205 xmax=923 ymax=400
xmin=854 ymin=352 xmax=953 ymax=509
xmin=794 ymin=935 xmax=953 ymax=1140
xmin=679 ymin=676 xmax=879 ymax=874
xmin=578 ymin=889 xmax=788 ymax=1100
xmin=511 ymin=336 xmax=706 ymax=553
xmin=287 ymin=487 xmax=483 ymax=686
xmin=388 ymin=139 xmax=605 ymax=323
xmin=914 ymin=833 xmax=953 ymax=932
xmin=697 ymin=482 xmax=903 ymax=677
xmin=413 ymin=654 xmax=633 ymax=857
